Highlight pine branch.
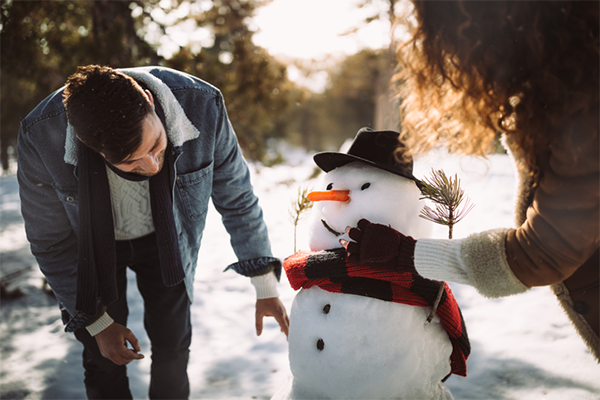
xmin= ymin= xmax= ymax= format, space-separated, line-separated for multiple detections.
xmin=419 ymin=169 xmax=474 ymax=240
xmin=418 ymin=169 xmax=474 ymax=322
xmin=289 ymin=186 xmax=314 ymax=253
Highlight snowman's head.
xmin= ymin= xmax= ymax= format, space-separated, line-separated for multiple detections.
xmin=307 ymin=161 xmax=432 ymax=251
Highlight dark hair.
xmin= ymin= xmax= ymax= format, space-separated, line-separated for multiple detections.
xmin=63 ymin=65 xmax=155 ymax=164
xmin=396 ymin=1 xmax=599 ymax=179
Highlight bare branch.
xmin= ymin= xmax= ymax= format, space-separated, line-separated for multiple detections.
xmin=289 ymin=186 xmax=314 ymax=252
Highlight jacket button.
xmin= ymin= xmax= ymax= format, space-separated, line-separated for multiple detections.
xmin=66 ymin=196 xmax=75 ymax=202
xmin=323 ymin=304 xmax=331 ymax=314
xmin=316 ymin=338 xmax=324 ymax=351
xmin=573 ymin=301 xmax=589 ymax=315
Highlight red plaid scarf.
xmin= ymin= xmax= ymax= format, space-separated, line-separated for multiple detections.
xmin=284 ymin=248 xmax=470 ymax=377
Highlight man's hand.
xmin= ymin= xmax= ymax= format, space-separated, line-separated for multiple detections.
xmin=255 ymin=297 xmax=289 ymax=337
xmin=94 ymin=322 xmax=145 ymax=365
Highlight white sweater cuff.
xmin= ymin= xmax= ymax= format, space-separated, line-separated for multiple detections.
xmin=415 ymin=229 xmax=529 ymax=298
xmin=250 ymin=271 xmax=280 ymax=299
xmin=86 ymin=312 xmax=114 ymax=336
xmin=414 ymin=238 xmax=471 ymax=285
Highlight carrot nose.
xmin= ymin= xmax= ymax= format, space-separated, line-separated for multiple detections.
xmin=307 ymin=190 xmax=350 ymax=202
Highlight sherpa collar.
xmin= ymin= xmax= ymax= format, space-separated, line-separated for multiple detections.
xmin=64 ymin=68 xmax=201 ymax=166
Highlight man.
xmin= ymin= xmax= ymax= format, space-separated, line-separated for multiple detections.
xmin=17 ymin=65 xmax=289 ymax=399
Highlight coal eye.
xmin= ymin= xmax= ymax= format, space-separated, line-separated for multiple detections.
xmin=361 ymin=183 xmax=371 ymax=190
xmin=326 ymin=183 xmax=333 ymax=190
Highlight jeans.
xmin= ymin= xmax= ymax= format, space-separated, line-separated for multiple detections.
xmin=74 ymin=233 xmax=191 ymax=399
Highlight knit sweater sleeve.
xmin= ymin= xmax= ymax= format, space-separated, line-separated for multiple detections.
xmin=250 ymin=271 xmax=280 ymax=299
xmin=86 ymin=312 xmax=114 ymax=336
xmin=414 ymin=228 xmax=529 ymax=298
xmin=505 ymin=116 xmax=599 ymax=287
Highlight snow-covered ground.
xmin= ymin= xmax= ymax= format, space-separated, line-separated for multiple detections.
xmin=1 ymin=147 xmax=598 ymax=399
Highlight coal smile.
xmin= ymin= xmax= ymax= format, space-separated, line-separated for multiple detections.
xmin=321 ymin=219 xmax=342 ymax=236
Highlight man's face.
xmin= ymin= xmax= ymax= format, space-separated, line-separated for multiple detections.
xmin=111 ymin=111 xmax=167 ymax=177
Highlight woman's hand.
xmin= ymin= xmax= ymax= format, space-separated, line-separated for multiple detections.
xmin=340 ymin=219 xmax=417 ymax=273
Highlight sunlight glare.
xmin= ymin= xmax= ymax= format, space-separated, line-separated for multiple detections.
xmin=253 ymin=0 xmax=391 ymax=60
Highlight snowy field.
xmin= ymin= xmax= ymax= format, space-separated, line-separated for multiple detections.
xmin=1 ymin=146 xmax=599 ymax=400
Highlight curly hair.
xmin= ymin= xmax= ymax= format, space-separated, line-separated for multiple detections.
xmin=63 ymin=65 xmax=154 ymax=164
xmin=396 ymin=1 xmax=599 ymax=179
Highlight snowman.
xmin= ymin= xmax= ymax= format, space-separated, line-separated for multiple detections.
xmin=273 ymin=128 xmax=469 ymax=400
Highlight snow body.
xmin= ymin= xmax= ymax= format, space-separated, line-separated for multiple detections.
xmin=274 ymin=162 xmax=455 ymax=400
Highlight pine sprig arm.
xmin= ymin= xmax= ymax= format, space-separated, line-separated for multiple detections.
xmin=419 ymin=169 xmax=474 ymax=239
xmin=417 ymin=169 xmax=474 ymax=322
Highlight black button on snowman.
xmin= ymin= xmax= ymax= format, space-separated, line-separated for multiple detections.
xmin=315 ymin=304 xmax=331 ymax=352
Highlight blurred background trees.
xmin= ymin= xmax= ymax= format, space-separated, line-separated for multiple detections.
xmin=289 ymin=48 xmax=392 ymax=151
xmin=1 ymin=0 xmax=397 ymax=171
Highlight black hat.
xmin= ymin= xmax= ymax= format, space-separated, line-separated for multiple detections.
xmin=313 ymin=127 xmax=419 ymax=183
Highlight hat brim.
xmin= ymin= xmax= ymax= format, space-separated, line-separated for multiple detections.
xmin=313 ymin=152 xmax=419 ymax=183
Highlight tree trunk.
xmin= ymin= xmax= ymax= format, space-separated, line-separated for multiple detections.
xmin=90 ymin=1 xmax=139 ymax=67
xmin=1 ymin=137 xmax=10 ymax=172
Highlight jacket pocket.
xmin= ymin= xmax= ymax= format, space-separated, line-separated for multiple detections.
xmin=53 ymin=185 xmax=79 ymax=206
xmin=176 ymin=161 xmax=213 ymax=220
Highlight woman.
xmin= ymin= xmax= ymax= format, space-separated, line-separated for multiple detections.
xmin=344 ymin=1 xmax=599 ymax=360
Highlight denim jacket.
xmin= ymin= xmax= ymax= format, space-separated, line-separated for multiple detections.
xmin=17 ymin=66 xmax=281 ymax=332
